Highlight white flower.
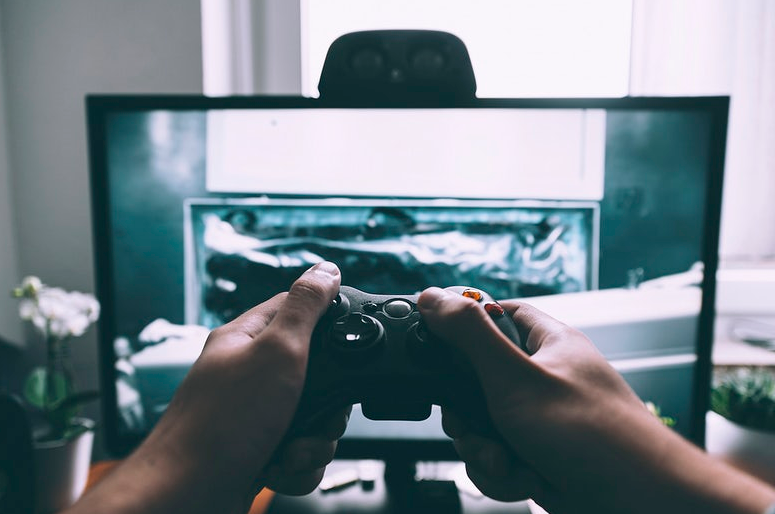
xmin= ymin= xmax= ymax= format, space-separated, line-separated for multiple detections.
xmin=21 ymin=276 xmax=42 ymax=295
xmin=18 ymin=299 xmax=37 ymax=320
xmin=37 ymin=289 xmax=68 ymax=319
xmin=13 ymin=279 xmax=100 ymax=340
xmin=65 ymin=314 xmax=91 ymax=338
xmin=70 ymin=291 xmax=100 ymax=322
xmin=31 ymin=312 xmax=47 ymax=334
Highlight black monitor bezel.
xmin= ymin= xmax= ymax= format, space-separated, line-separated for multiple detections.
xmin=87 ymin=94 xmax=729 ymax=459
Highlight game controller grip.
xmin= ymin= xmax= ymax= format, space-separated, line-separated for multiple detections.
xmin=286 ymin=285 xmax=523 ymax=441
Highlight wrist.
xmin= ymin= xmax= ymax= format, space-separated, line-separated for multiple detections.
xmin=657 ymin=434 xmax=775 ymax=514
xmin=67 ymin=428 xmax=255 ymax=514
xmin=600 ymin=412 xmax=775 ymax=514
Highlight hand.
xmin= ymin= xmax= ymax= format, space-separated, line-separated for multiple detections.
xmin=69 ymin=262 xmax=345 ymax=514
xmin=418 ymin=288 xmax=775 ymax=514
xmin=261 ymin=405 xmax=352 ymax=495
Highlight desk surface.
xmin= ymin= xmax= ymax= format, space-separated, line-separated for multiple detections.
xmin=713 ymin=337 xmax=775 ymax=367
xmin=268 ymin=461 xmax=538 ymax=514
xmin=88 ymin=460 xmax=542 ymax=514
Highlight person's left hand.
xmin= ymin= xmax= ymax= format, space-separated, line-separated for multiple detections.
xmin=71 ymin=262 xmax=347 ymax=514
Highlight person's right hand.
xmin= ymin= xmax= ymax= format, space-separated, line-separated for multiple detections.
xmin=418 ymin=288 xmax=775 ymax=514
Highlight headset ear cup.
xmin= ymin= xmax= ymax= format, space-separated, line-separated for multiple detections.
xmin=0 ymin=393 xmax=35 ymax=514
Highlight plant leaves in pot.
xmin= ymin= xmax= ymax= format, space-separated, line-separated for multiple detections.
xmin=12 ymin=276 xmax=101 ymax=514
xmin=706 ymin=366 xmax=775 ymax=485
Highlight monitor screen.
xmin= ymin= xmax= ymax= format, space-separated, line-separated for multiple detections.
xmin=88 ymin=96 xmax=727 ymax=459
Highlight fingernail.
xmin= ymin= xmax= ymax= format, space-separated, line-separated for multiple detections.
xmin=308 ymin=261 xmax=340 ymax=276
xmin=484 ymin=302 xmax=505 ymax=317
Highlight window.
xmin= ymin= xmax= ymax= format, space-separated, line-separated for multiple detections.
xmin=301 ymin=0 xmax=633 ymax=98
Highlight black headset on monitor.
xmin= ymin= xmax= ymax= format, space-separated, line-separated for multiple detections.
xmin=317 ymin=29 xmax=477 ymax=104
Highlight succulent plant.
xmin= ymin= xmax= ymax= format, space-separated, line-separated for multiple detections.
xmin=711 ymin=367 xmax=775 ymax=432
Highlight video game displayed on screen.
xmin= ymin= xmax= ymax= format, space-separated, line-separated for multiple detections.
xmin=91 ymin=99 xmax=724 ymax=453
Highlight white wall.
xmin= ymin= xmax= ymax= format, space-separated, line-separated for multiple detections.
xmin=0 ymin=0 xmax=203 ymax=457
xmin=0 ymin=4 xmax=22 ymax=346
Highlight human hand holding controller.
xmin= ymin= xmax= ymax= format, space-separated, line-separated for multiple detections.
xmin=418 ymin=288 xmax=775 ymax=514
xmin=66 ymin=262 xmax=348 ymax=514
xmin=286 ymin=285 xmax=525 ymax=440
xmin=65 ymin=263 xmax=775 ymax=514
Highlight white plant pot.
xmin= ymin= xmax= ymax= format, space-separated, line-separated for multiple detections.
xmin=33 ymin=418 xmax=95 ymax=514
xmin=706 ymin=410 xmax=775 ymax=485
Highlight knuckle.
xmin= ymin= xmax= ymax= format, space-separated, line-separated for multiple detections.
xmin=457 ymin=298 xmax=490 ymax=325
xmin=289 ymin=276 xmax=331 ymax=306
xmin=204 ymin=325 xmax=228 ymax=346
xmin=555 ymin=325 xmax=590 ymax=345
xmin=258 ymin=328 xmax=308 ymax=362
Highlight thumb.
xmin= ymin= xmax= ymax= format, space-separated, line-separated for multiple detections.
xmin=417 ymin=287 xmax=530 ymax=387
xmin=503 ymin=300 xmax=584 ymax=356
xmin=267 ymin=261 xmax=342 ymax=343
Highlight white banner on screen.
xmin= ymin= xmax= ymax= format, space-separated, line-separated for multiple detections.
xmin=206 ymin=108 xmax=606 ymax=200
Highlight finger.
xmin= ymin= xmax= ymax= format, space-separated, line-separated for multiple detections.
xmin=226 ymin=293 xmax=287 ymax=338
xmin=278 ymin=437 xmax=338 ymax=473
xmin=452 ymin=434 xmax=552 ymax=503
xmin=452 ymin=434 xmax=514 ymax=478
xmin=203 ymin=293 xmax=287 ymax=350
xmin=501 ymin=301 xmax=588 ymax=355
xmin=263 ymin=465 xmax=327 ymax=496
xmin=319 ymin=406 xmax=351 ymax=441
xmin=267 ymin=261 xmax=341 ymax=345
xmin=417 ymin=287 xmax=530 ymax=383
xmin=464 ymin=461 xmax=546 ymax=503
xmin=294 ymin=404 xmax=352 ymax=438
xmin=441 ymin=406 xmax=472 ymax=439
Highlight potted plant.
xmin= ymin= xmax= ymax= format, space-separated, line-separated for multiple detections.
xmin=12 ymin=276 xmax=100 ymax=513
xmin=706 ymin=367 xmax=775 ymax=484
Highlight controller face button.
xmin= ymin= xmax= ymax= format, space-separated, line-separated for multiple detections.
xmin=331 ymin=313 xmax=384 ymax=351
xmin=484 ymin=302 xmax=505 ymax=317
xmin=362 ymin=302 xmax=379 ymax=313
xmin=462 ymin=289 xmax=484 ymax=301
xmin=383 ymin=299 xmax=414 ymax=319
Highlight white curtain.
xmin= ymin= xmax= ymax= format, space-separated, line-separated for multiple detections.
xmin=720 ymin=0 xmax=775 ymax=261
xmin=201 ymin=0 xmax=301 ymax=96
xmin=631 ymin=0 xmax=775 ymax=262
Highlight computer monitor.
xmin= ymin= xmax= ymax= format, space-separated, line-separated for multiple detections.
xmin=87 ymin=95 xmax=728 ymax=460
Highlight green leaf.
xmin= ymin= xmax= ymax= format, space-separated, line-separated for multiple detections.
xmin=62 ymin=422 xmax=93 ymax=440
xmin=49 ymin=391 xmax=100 ymax=423
xmin=57 ymin=391 xmax=100 ymax=411
xmin=712 ymin=368 xmax=775 ymax=432
xmin=23 ymin=367 xmax=71 ymax=411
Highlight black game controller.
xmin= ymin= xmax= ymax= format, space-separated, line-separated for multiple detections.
xmin=289 ymin=286 xmax=525 ymax=438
